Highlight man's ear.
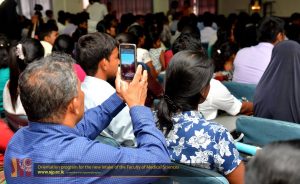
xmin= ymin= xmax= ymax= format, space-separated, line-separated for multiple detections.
xmin=99 ymin=58 xmax=108 ymax=71
xmin=68 ymin=97 xmax=80 ymax=115
xmin=44 ymin=35 xmax=51 ymax=42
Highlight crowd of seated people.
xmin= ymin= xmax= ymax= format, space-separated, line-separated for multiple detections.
xmin=1 ymin=1 xmax=300 ymax=183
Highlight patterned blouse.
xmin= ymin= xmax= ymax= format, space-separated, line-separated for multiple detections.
xmin=166 ymin=110 xmax=241 ymax=175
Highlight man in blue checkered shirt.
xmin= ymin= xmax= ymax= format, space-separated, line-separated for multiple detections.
xmin=4 ymin=53 xmax=170 ymax=184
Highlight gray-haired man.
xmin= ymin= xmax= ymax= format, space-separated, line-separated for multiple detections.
xmin=4 ymin=53 xmax=170 ymax=184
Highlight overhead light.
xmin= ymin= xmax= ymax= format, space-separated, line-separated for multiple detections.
xmin=251 ymin=0 xmax=261 ymax=11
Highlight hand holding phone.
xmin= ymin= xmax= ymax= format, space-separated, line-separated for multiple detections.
xmin=119 ymin=43 xmax=137 ymax=80
xmin=115 ymin=65 xmax=148 ymax=107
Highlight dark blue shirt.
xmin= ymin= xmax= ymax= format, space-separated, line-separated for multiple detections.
xmin=4 ymin=93 xmax=170 ymax=183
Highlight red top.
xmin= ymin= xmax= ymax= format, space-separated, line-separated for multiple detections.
xmin=0 ymin=119 xmax=14 ymax=165
xmin=164 ymin=50 xmax=173 ymax=68
xmin=73 ymin=64 xmax=86 ymax=82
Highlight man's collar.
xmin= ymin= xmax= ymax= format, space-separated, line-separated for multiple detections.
xmin=28 ymin=121 xmax=80 ymax=135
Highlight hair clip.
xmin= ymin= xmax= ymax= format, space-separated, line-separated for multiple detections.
xmin=16 ymin=44 xmax=25 ymax=60
xmin=217 ymin=49 xmax=221 ymax=54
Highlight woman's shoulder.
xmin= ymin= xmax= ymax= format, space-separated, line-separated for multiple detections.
xmin=174 ymin=111 xmax=228 ymax=133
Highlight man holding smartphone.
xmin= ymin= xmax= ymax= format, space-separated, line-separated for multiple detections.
xmin=76 ymin=32 xmax=136 ymax=147
xmin=4 ymin=53 xmax=170 ymax=183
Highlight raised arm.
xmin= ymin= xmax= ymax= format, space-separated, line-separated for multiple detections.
xmin=75 ymin=65 xmax=149 ymax=140
xmin=80 ymin=105 xmax=170 ymax=184
xmin=75 ymin=93 xmax=125 ymax=139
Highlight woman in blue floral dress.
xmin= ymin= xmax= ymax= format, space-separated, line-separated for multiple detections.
xmin=156 ymin=50 xmax=245 ymax=184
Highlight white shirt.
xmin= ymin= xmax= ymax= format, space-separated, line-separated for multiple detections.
xmin=137 ymin=48 xmax=152 ymax=64
xmin=87 ymin=2 xmax=108 ymax=33
xmin=233 ymin=42 xmax=274 ymax=84
xmin=57 ymin=22 xmax=66 ymax=35
xmin=3 ymin=81 xmax=26 ymax=115
xmin=62 ymin=23 xmax=77 ymax=36
xmin=198 ymin=79 xmax=242 ymax=120
xmin=170 ymin=31 xmax=181 ymax=45
xmin=200 ymin=26 xmax=217 ymax=44
xmin=149 ymin=47 xmax=164 ymax=73
xmin=81 ymin=76 xmax=136 ymax=147
xmin=40 ymin=41 xmax=52 ymax=56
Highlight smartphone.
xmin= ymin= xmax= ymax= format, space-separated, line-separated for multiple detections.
xmin=119 ymin=43 xmax=137 ymax=80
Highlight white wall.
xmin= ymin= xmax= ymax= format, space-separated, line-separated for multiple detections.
xmin=273 ymin=0 xmax=300 ymax=17
xmin=153 ymin=0 xmax=169 ymax=14
xmin=218 ymin=0 xmax=249 ymax=15
xmin=218 ymin=0 xmax=300 ymax=17
xmin=52 ymin=0 xmax=83 ymax=19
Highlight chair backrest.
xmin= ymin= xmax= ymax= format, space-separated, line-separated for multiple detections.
xmin=168 ymin=162 xmax=229 ymax=184
xmin=236 ymin=115 xmax=300 ymax=146
xmin=222 ymin=81 xmax=256 ymax=102
xmin=4 ymin=111 xmax=28 ymax=132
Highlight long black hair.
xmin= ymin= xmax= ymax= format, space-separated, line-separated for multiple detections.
xmin=9 ymin=38 xmax=44 ymax=110
xmin=157 ymin=50 xmax=214 ymax=133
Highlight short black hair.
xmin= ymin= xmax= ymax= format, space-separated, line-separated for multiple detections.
xmin=52 ymin=34 xmax=75 ymax=55
xmin=257 ymin=16 xmax=285 ymax=43
xmin=76 ymin=32 xmax=118 ymax=76
xmin=45 ymin=10 xmax=53 ymax=17
xmin=128 ymin=25 xmax=145 ymax=45
xmin=181 ymin=25 xmax=201 ymax=40
xmin=172 ymin=33 xmax=205 ymax=55
xmin=115 ymin=32 xmax=137 ymax=45
xmin=38 ymin=22 xmax=58 ymax=41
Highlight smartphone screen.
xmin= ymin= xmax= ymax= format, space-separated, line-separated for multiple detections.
xmin=119 ymin=44 xmax=136 ymax=80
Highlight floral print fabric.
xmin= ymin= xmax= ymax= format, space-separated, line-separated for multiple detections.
xmin=166 ymin=111 xmax=241 ymax=175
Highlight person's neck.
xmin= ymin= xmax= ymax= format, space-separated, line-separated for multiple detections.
xmin=61 ymin=114 xmax=77 ymax=128
xmin=93 ymin=71 xmax=106 ymax=81
xmin=272 ymin=40 xmax=280 ymax=45
xmin=39 ymin=115 xmax=76 ymax=128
